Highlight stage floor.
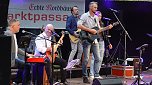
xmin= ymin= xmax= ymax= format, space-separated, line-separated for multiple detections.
xmin=12 ymin=68 xmax=152 ymax=85
xmin=66 ymin=69 xmax=152 ymax=85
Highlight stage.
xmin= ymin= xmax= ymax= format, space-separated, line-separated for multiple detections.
xmin=11 ymin=65 xmax=152 ymax=85
xmin=66 ymin=68 xmax=152 ymax=85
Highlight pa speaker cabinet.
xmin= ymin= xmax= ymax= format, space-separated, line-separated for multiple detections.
xmin=92 ymin=78 xmax=123 ymax=85
xmin=0 ymin=35 xmax=11 ymax=85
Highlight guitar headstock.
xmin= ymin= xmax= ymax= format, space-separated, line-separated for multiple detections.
xmin=60 ymin=31 xmax=69 ymax=37
xmin=60 ymin=31 xmax=65 ymax=37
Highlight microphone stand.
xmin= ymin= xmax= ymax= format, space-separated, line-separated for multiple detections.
xmin=50 ymin=36 xmax=58 ymax=85
xmin=51 ymin=37 xmax=54 ymax=85
xmin=112 ymin=11 xmax=132 ymax=64
xmin=131 ymin=46 xmax=148 ymax=85
xmin=23 ymin=31 xmax=61 ymax=45
xmin=104 ymin=20 xmax=110 ymax=77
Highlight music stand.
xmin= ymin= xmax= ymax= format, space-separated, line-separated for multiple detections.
xmin=64 ymin=59 xmax=80 ymax=85
xmin=18 ymin=35 xmax=31 ymax=62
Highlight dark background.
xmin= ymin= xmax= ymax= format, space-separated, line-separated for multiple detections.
xmin=0 ymin=0 xmax=9 ymax=34
xmin=0 ymin=0 xmax=10 ymax=84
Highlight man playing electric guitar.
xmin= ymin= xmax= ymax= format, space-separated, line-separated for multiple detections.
xmin=34 ymin=24 xmax=68 ymax=85
xmin=66 ymin=6 xmax=83 ymax=67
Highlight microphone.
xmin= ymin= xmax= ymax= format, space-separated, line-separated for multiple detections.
xmin=22 ymin=30 xmax=37 ymax=36
xmin=22 ymin=30 xmax=33 ymax=34
xmin=52 ymin=31 xmax=60 ymax=37
xmin=136 ymin=44 xmax=148 ymax=50
xmin=109 ymin=8 xmax=119 ymax=13
xmin=102 ymin=17 xmax=111 ymax=21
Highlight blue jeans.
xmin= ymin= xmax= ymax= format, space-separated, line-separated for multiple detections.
xmin=90 ymin=40 xmax=105 ymax=76
xmin=82 ymin=40 xmax=101 ymax=77
xmin=15 ymin=58 xmax=31 ymax=85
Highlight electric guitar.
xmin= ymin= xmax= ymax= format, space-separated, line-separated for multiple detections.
xmin=46 ymin=31 xmax=65 ymax=63
xmin=81 ymin=21 xmax=119 ymax=43
xmin=69 ymin=29 xmax=81 ymax=43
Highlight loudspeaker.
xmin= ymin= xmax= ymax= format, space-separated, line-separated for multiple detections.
xmin=92 ymin=78 xmax=123 ymax=85
xmin=0 ymin=35 xmax=11 ymax=85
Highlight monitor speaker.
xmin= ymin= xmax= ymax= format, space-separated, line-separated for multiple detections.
xmin=92 ymin=78 xmax=123 ymax=85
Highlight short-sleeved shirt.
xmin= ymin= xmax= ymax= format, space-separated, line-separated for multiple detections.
xmin=77 ymin=12 xmax=101 ymax=29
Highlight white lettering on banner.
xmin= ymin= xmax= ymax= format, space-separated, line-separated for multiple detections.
xmin=8 ymin=0 xmax=85 ymax=29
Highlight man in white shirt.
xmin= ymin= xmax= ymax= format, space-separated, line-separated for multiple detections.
xmin=34 ymin=24 xmax=68 ymax=85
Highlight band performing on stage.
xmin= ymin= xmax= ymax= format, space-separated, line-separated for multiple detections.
xmin=1 ymin=0 xmax=152 ymax=85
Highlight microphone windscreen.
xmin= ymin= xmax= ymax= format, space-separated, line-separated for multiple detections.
xmin=22 ymin=30 xmax=26 ymax=33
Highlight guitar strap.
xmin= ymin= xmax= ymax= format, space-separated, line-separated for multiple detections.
xmin=94 ymin=18 xmax=98 ymax=27
xmin=94 ymin=18 xmax=100 ymax=42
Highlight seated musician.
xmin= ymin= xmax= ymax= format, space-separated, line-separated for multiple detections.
xmin=4 ymin=19 xmax=33 ymax=85
xmin=34 ymin=24 xmax=68 ymax=85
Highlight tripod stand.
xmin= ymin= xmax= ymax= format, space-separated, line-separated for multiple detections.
xmin=131 ymin=45 xmax=148 ymax=85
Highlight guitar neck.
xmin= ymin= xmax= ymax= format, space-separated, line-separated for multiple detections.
xmin=100 ymin=26 xmax=110 ymax=32
xmin=98 ymin=21 xmax=119 ymax=33
xmin=54 ymin=34 xmax=64 ymax=52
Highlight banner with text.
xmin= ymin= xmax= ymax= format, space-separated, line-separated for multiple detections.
xmin=8 ymin=0 xmax=85 ymax=29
